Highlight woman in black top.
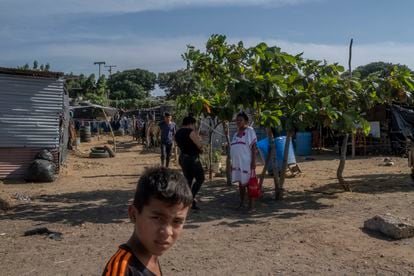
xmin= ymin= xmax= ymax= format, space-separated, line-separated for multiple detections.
xmin=175 ymin=116 xmax=204 ymax=210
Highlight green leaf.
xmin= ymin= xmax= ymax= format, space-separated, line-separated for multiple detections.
xmin=280 ymin=53 xmax=297 ymax=64
xmin=404 ymin=77 xmax=414 ymax=91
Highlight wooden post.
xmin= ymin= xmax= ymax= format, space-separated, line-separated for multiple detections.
xmin=208 ymin=119 xmax=213 ymax=181
xmin=349 ymin=38 xmax=355 ymax=159
xmin=267 ymin=128 xmax=280 ymax=200
xmin=102 ymin=108 xmax=116 ymax=153
xmin=97 ymin=120 xmax=101 ymax=141
xmin=223 ymin=121 xmax=232 ymax=186
xmin=278 ymin=132 xmax=292 ymax=199
xmin=351 ymin=133 xmax=355 ymax=158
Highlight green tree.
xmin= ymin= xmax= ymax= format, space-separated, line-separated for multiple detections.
xmin=107 ymin=68 xmax=157 ymax=98
xmin=183 ymin=35 xmax=412 ymax=197
xmin=109 ymin=80 xmax=146 ymax=100
xmin=66 ymin=73 xmax=109 ymax=106
xmin=33 ymin=60 xmax=38 ymax=70
xmin=353 ymin=62 xmax=410 ymax=79
xmin=182 ymin=35 xmax=246 ymax=184
xmin=234 ymin=43 xmax=307 ymax=198
xmin=84 ymin=75 xmax=108 ymax=106
xmin=158 ymin=70 xmax=196 ymax=99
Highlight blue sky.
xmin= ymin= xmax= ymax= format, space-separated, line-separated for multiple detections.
xmin=1 ymin=0 xmax=414 ymax=78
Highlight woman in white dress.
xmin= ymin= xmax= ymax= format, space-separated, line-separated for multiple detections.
xmin=230 ymin=112 xmax=257 ymax=210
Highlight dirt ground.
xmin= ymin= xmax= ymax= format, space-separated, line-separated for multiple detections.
xmin=1 ymin=135 xmax=414 ymax=276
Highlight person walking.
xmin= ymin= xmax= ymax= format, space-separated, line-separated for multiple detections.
xmin=230 ymin=111 xmax=257 ymax=211
xmin=159 ymin=112 xmax=176 ymax=167
xmin=175 ymin=116 xmax=205 ymax=210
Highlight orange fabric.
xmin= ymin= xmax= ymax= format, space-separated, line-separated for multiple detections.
xmin=105 ymin=249 xmax=123 ymax=276
xmin=105 ymin=249 xmax=121 ymax=276
xmin=118 ymin=252 xmax=132 ymax=276
xmin=111 ymin=250 xmax=127 ymax=276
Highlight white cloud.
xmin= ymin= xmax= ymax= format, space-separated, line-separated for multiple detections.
xmin=229 ymin=37 xmax=414 ymax=70
xmin=0 ymin=0 xmax=320 ymax=16
xmin=278 ymin=40 xmax=414 ymax=70
xmin=2 ymin=35 xmax=414 ymax=75
xmin=0 ymin=36 xmax=206 ymax=74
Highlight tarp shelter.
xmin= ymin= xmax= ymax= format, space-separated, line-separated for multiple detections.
xmin=70 ymin=103 xmax=118 ymax=120
xmin=390 ymin=104 xmax=414 ymax=141
xmin=70 ymin=103 xmax=118 ymax=151
xmin=70 ymin=103 xmax=118 ymax=133
xmin=0 ymin=67 xmax=68 ymax=180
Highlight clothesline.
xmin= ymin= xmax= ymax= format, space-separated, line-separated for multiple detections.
xmin=198 ymin=120 xmax=255 ymax=138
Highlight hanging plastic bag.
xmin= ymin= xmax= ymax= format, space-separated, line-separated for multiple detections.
xmin=248 ymin=171 xmax=260 ymax=198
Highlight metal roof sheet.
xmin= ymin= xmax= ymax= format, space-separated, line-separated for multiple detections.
xmin=0 ymin=73 xmax=64 ymax=148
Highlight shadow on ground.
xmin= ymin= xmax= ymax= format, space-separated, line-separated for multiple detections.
xmin=3 ymin=189 xmax=133 ymax=225
xmin=186 ymin=179 xmax=335 ymax=228
xmin=4 ymin=172 xmax=412 ymax=228
xmin=139 ymin=147 xmax=162 ymax=155
xmin=4 ymin=180 xmax=332 ymax=227
xmin=83 ymin=174 xmax=141 ymax=179
xmin=312 ymin=173 xmax=413 ymax=194
xmin=114 ymin=141 xmax=139 ymax=153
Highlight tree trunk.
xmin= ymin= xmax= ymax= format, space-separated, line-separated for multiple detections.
xmin=268 ymin=128 xmax=280 ymax=200
xmin=259 ymin=147 xmax=271 ymax=190
xmin=337 ymin=134 xmax=351 ymax=191
xmin=278 ymin=132 xmax=292 ymax=199
xmin=208 ymin=119 xmax=213 ymax=181
xmin=223 ymin=122 xmax=232 ymax=186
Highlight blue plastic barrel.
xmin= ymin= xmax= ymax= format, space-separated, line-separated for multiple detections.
xmin=275 ymin=136 xmax=296 ymax=165
xmin=295 ymin=132 xmax=312 ymax=156
xmin=257 ymin=137 xmax=296 ymax=171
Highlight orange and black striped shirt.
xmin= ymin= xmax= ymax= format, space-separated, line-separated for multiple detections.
xmin=102 ymin=244 xmax=158 ymax=276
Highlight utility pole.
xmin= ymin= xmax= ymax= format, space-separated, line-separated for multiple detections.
xmin=105 ymin=65 xmax=117 ymax=76
xmin=93 ymin=61 xmax=106 ymax=77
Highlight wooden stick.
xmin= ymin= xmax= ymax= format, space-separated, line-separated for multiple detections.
xmin=349 ymin=38 xmax=355 ymax=159
xmin=102 ymin=108 xmax=116 ymax=153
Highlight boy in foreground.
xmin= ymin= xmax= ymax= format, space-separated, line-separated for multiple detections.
xmin=102 ymin=167 xmax=193 ymax=276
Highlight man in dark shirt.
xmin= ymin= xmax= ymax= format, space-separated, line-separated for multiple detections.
xmin=158 ymin=112 xmax=176 ymax=168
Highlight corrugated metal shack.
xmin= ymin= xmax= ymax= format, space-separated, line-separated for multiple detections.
xmin=0 ymin=67 xmax=68 ymax=180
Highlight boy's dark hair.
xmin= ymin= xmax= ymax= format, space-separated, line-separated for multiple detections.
xmin=182 ymin=116 xmax=196 ymax=126
xmin=164 ymin=112 xmax=171 ymax=117
xmin=236 ymin=111 xmax=249 ymax=122
xmin=133 ymin=167 xmax=192 ymax=212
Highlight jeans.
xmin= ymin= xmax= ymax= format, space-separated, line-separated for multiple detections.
xmin=179 ymin=154 xmax=205 ymax=200
xmin=161 ymin=143 xmax=173 ymax=167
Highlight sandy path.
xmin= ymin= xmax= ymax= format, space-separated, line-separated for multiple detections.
xmin=1 ymin=135 xmax=413 ymax=275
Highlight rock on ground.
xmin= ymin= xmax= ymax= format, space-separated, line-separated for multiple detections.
xmin=0 ymin=192 xmax=14 ymax=211
xmin=364 ymin=214 xmax=414 ymax=239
